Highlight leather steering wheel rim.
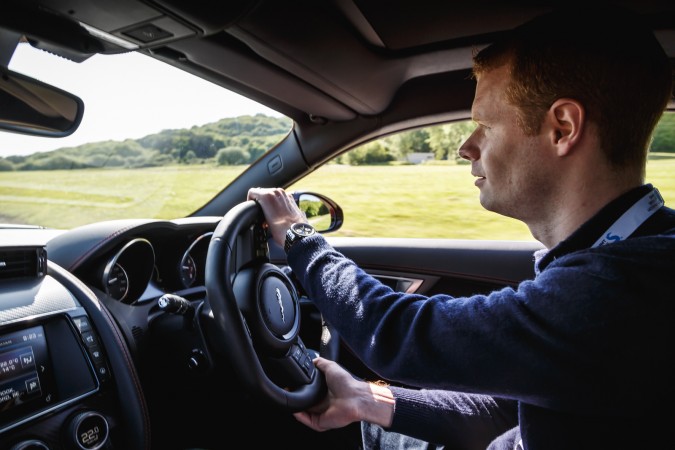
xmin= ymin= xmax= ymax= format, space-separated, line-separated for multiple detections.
xmin=205 ymin=200 xmax=326 ymax=411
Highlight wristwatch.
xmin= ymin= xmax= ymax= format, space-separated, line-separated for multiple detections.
xmin=284 ymin=222 xmax=316 ymax=253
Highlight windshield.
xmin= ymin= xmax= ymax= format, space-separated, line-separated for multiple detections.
xmin=0 ymin=43 xmax=291 ymax=229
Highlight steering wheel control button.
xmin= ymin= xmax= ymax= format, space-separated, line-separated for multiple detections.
xmin=302 ymin=357 xmax=314 ymax=377
xmin=291 ymin=344 xmax=303 ymax=360
xmin=284 ymin=222 xmax=316 ymax=253
xmin=290 ymin=343 xmax=315 ymax=377
xmin=67 ymin=411 xmax=109 ymax=450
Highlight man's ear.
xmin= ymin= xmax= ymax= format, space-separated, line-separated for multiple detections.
xmin=547 ymin=98 xmax=584 ymax=157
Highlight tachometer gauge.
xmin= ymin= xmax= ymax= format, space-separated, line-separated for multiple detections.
xmin=179 ymin=231 xmax=212 ymax=289
xmin=179 ymin=254 xmax=197 ymax=288
xmin=105 ymin=263 xmax=129 ymax=301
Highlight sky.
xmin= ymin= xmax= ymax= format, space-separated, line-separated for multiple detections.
xmin=1 ymin=43 xmax=282 ymax=157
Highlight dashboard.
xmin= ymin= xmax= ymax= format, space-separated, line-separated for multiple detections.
xmin=0 ymin=213 xmax=335 ymax=450
xmin=0 ymin=217 xmax=229 ymax=450
xmin=0 ymin=246 xmax=143 ymax=450
xmin=47 ymin=217 xmax=224 ymax=306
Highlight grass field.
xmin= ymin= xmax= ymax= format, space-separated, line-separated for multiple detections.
xmin=0 ymin=165 xmax=242 ymax=229
xmin=1 ymin=158 xmax=674 ymax=240
xmin=291 ymin=157 xmax=675 ymax=240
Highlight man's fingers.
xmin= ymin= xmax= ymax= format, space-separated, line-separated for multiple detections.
xmin=293 ymin=411 xmax=310 ymax=426
xmin=313 ymin=356 xmax=329 ymax=368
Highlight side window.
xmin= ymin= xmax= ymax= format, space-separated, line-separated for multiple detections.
xmin=290 ymin=120 xmax=532 ymax=240
xmin=290 ymin=114 xmax=675 ymax=240
xmin=648 ymin=111 xmax=675 ymax=206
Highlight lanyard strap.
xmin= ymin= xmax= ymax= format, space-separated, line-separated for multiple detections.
xmin=591 ymin=188 xmax=664 ymax=248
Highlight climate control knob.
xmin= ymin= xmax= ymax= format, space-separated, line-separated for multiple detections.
xmin=66 ymin=411 xmax=109 ymax=450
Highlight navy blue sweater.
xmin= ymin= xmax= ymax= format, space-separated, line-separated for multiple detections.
xmin=287 ymin=184 xmax=675 ymax=449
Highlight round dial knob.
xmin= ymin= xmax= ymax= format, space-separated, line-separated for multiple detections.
xmin=67 ymin=411 xmax=109 ymax=450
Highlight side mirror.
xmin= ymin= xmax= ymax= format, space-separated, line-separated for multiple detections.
xmin=0 ymin=68 xmax=84 ymax=137
xmin=292 ymin=192 xmax=344 ymax=234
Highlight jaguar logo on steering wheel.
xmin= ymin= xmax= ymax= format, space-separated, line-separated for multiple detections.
xmin=275 ymin=287 xmax=285 ymax=323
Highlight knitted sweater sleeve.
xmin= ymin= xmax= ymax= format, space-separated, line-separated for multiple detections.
xmin=387 ymin=388 xmax=518 ymax=449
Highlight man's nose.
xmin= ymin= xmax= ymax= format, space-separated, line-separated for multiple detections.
xmin=457 ymin=142 xmax=478 ymax=162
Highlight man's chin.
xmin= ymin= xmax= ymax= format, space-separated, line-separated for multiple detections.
xmin=479 ymin=193 xmax=500 ymax=215
xmin=478 ymin=191 xmax=490 ymax=208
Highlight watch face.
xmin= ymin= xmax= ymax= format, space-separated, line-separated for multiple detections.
xmin=291 ymin=223 xmax=315 ymax=237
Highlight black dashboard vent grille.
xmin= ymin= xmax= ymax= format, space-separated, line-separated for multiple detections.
xmin=131 ymin=325 xmax=144 ymax=342
xmin=0 ymin=247 xmax=47 ymax=280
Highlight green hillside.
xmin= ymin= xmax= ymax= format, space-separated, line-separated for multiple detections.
xmin=0 ymin=114 xmax=292 ymax=171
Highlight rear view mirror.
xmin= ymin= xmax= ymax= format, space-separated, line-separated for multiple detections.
xmin=0 ymin=68 xmax=83 ymax=137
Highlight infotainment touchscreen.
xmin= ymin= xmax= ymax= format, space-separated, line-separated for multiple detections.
xmin=0 ymin=325 xmax=54 ymax=423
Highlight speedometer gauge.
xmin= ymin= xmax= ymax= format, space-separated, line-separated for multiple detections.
xmin=105 ymin=263 xmax=129 ymax=301
xmin=100 ymin=238 xmax=155 ymax=304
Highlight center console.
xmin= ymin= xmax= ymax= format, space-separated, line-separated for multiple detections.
xmin=0 ymin=247 xmax=118 ymax=450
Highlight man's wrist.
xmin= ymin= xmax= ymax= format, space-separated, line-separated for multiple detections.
xmin=284 ymin=222 xmax=316 ymax=253
xmin=359 ymin=380 xmax=395 ymax=428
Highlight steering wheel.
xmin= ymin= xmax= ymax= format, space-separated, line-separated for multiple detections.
xmin=205 ymin=200 xmax=328 ymax=411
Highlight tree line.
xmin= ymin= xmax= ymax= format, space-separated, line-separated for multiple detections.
xmin=1 ymin=113 xmax=673 ymax=172
xmin=0 ymin=114 xmax=293 ymax=171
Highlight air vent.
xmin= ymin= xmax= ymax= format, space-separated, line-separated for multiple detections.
xmin=0 ymin=246 xmax=47 ymax=280
xmin=131 ymin=325 xmax=144 ymax=343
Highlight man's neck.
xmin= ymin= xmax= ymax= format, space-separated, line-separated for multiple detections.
xmin=529 ymin=176 xmax=642 ymax=249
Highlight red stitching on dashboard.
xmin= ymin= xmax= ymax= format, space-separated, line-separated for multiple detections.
xmin=68 ymin=224 xmax=144 ymax=271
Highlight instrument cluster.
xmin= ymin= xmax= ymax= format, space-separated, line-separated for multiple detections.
xmin=99 ymin=230 xmax=215 ymax=304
